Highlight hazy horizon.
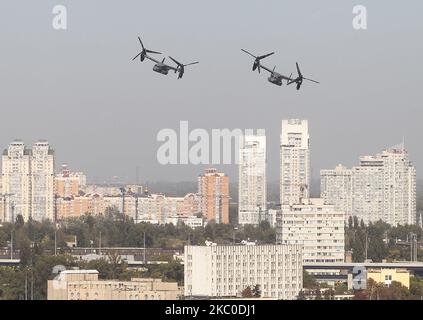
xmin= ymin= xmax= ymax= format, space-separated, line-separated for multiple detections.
xmin=1 ymin=1 xmax=422 ymax=184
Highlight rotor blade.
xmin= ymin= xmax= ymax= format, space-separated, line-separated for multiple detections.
xmin=138 ymin=37 xmax=145 ymax=50
xmin=183 ymin=62 xmax=199 ymax=67
xmin=169 ymin=56 xmax=182 ymax=66
xmin=241 ymin=49 xmax=257 ymax=58
xmin=296 ymin=62 xmax=302 ymax=77
xmin=146 ymin=49 xmax=162 ymax=55
xmin=258 ymin=52 xmax=274 ymax=60
xmin=304 ymin=77 xmax=320 ymax=84
xmin=132 ymin=52 xmax=142 ymax=60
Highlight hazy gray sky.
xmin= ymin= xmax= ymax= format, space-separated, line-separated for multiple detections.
xmin=0 ymin=0 xmax=422 ymax=184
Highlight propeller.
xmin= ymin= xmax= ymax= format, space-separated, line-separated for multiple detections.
xmin=241 ymin=49 xmax=274 ymax=73
xmin=132 ymin=36 xmax=161 ymax=62
xmin=287 ymin=62 xmax=320 ymax=90
xmin=169 ymin=56 xmax=199 ymax=79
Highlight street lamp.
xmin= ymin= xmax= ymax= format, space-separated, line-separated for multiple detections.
xmin=10 ymin=201 xmax=15 ymax=260
xmin=120 ymin=187 xmax=126 ymax=222
xmin=233 ymin=227 xmax=238 ymax=245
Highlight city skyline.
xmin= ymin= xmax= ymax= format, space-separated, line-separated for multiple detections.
xmin=0 ymin=130 xmax=419 ymax=186
xmin=0 ymin=1 xmax=422 ymax=182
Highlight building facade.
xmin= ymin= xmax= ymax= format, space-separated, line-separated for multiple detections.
xmin=55 ymin=164 xmax=86 ymax=198
xmin=1 ymin=140 xmax=54 ymax=222
xmin=276 ymin=198 xmax=345 ymax=263
xmin=55 ymin=191 xmax=200 ymax=226
xmin=165 ymin=215 xmax=203 ymax=228
xmin=184 ymin=244 xmax=303 ymax=300
xmin=320 ymin=164 xmax=353 ymax=219
xmin=280 ymin=119 xmax=310 ymax=205
xmin=198 ymin=168 xmax=229 ymax=224
xmin=238 ymin=135 xmax=267 ymax=225
xmin=321 ymin=145 xmax=416 ymax=225
xmin=47 ymin=270 xmax=180 ymax=300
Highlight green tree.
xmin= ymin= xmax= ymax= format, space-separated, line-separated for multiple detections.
xmin=241 ymin=286 xmax=253 ymax=298
xmin=303 ymin=270 xmax=318 ymax=289
xmin=252 ymin=284 xmax=261 ymax=297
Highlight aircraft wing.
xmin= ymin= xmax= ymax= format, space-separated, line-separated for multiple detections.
xmin=258 ymin=64 xmax=274 ymax=74
xmin=280 ymin=74 xmax=295 ymax=82
xmin=145 ymin=55 xmax=162 ymax=64
xmin=164 ymin=63 xmax=178 ymax=72
xmin=259 ymin=63 xmax=295 ymax=82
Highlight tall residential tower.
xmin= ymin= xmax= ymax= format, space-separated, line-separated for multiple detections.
xmin=280 ymin=119 xmax=310 ymax=205
xmin=238 ymin=134 xmax=267 ymax=225
xmin=198 ymin=168 xmax=230 ymax=224
xmin=321 ymin=144 xmax=416 ymax=226
xmin=2 ymin=140 xmax=55 ymax=222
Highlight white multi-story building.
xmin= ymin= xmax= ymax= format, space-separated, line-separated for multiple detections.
xmin=320 ymin=164 xmax=353 ymax=219
xmin=280 ymin=119 xmax=310 ymax=205
xmin=321 ymin=145 xmax=416 ymax=226
xmin=238 ymin=134 xmax=267 ymax=225
xmin=1 ymin=140 xmax=31 ymax=221
xmin=266 ymin=209 xmax=278 ymax=228
xmin=31 ymin=141 xmax=55 ymax=221
xmin=165 ymin=216 xmax=203 ymax=228
xmin=1 ymin=140 xmax=54 ymax=221
xmin=184 ymin=244 xmax=303 ymax=300
xmin=276 ymin=198 xmax=345 ymax=263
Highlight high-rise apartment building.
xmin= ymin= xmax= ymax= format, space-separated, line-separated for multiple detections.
xmin=238 ymin=135 xmax=267 ymax=225
xmin=280 ymin=119 xmax=310 ymax=205
xmin=321 ymin=145 xmax=416 ymax=226
xmin=198 ymin=168 xmax=229 ymax=224
xmin=320 ymin=164 xmax=353 ymax=219
xmin=184 ymin=244 xmax=303 ymax=300
xmin=1 ymin=140 xmax=54 ymax=222
xmin=31 ymin=141 xmax=55 ymax=221
xmin=276 ymin=198 xmax=345 ymax=263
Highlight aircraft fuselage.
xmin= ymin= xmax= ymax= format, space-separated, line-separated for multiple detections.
xmin=268 ymin=73 xmax=283 ymax=86
xmin=153 ymin=64 xmax=170 ymax=75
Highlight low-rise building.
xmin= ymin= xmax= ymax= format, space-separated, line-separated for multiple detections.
xmin=165 ymin=215 xmax=203 ymax=228
xmin=47 ymin=270 xmax=181 ymax=300
xmin=367 ymin=268 xmax=410 ymax=289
